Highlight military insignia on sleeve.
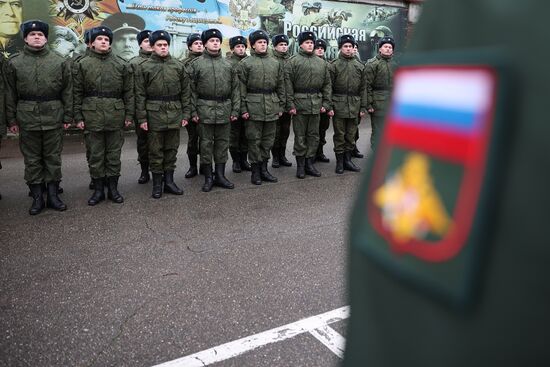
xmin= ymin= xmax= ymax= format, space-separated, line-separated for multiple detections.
xmin=351 ymin=51 xmax=510 ymax=309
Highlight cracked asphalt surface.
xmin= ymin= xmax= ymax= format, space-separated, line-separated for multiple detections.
xmin=0 ymin=122 xmax=371 ymax=367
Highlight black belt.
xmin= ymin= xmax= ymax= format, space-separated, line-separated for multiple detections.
xmin=198 ymin=95 xmax=230 ymax=102
xmin=85 ymin=91 xmax=122 ymax=98
xmin=247 ymin=88 xmax=274 ymax=94
xmin=19 ymin=95 xmax=60 ymax=102
xmin=333 ymin=89 xmax=360 ymax=97
xmin=373 ymin=87 xmax=391 ymax=91
xmin=294 ymin=88 xmax=320 ymax=94
xmin=147 ymin=95 xmax=180 ymax=102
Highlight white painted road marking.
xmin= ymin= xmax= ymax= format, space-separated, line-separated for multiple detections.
xmin=152 ymin=306 xmax=350 ymax=367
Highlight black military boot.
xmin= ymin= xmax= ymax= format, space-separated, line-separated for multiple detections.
xmin=305 ymin=157 xmax=322 ymax=177
xmin=316 ymin=145 xmax=330 ymax=163
xmin=107 ymin=176 xmax=124 ymax=203
xmin=28 ymin=183 xmax=45 ymax=215
xmin=89 ymin=178 xmax=95 ymax=190
xmin=214 ymin=163 xmax=235 ymax=189
xmin=271 ymin=148 xmax=281 ymax=168
xmin=185 ymin=154 xmax=198 ymax=178
xmin=280 ymin=147 xmax=293 ymax=167
xmin=46 ymin=182 xmax=67 ymax=211
xmin=230 ymin=150 xmax=242 ymax=173
xmin=164 ymin=170 xmax=183 ymax=195
xmin=335 ymin=153 xmax=345 ymax=174
xmin=28 ymin=182 xmax=63 ymax=197
xmin=240 ymin=151 xmax=252 ymax=171
xmin=88 ymin=178 xmax=105 ymax=206
xmin=296 ymin=156 xmax=306 ymax=179
xmin=151 ymin=173 xmax=163 ymax=199
xmin=201 ymin=164 xmax=214 ymax=192
xmin=351 ymin=146 xmax=364 ymax=158
xmin=138 ymin=162 xmax=150 ymax=184
xmin=344 ymin=151 xmax=361 ymax=172
xmin=261 ymin=160 xmax=278 ymax=182
xmin=250 ymin=163 xmax=262 ymax=185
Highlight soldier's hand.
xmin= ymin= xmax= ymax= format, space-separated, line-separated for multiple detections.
xmin=368 ymin=108 xmax=374 ymax=113
xmin=63 ymin=123 xmax=71 ymax=130
xmin=9 ymin=125 xmax=19 ymax=134
xmin=124 ymin=120 xmax=133 ymax=128
xmin=242 ymin=112 xmax=250 ymax=120
xmin=76 ymin=121 xmax=85 ymax=130
xmin=289 ymin=108 xmax=297 ymax=115
xmin=230 ymin=115 xmax=238 ymax=122
xmin=140 ymin=122 xmax=148 ymax=131
xmin=327 ymin=110 xmax=335 ymax=117
xmin=278 ymin=112 xmax=283 ymax=117
xmin=181 ymin=119 xmax=188 ymax=127
xmin=359 ymin=111 xmax=366 ymax=117
xmin=320 ymin=107 xmax=326 ymax=113
xmin=192 ymin=116 xmax=200 ymax=124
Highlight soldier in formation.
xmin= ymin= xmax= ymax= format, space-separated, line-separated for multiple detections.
xmin=314 ymin=38 xmax=331 ymax=163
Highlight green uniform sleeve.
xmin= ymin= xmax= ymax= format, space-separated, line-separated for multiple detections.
xmin=276 ymin=61 xmax=285 ymax=111
xmin=188 ymin=64 xmax=198 ymax=119
xmin=230 ymin=65 xmax=240 ymax=117
xmin=123 ymin=63 xmax=134 ymax=122
xmin=134 ymin=63 xmax=147 ymax=124
xmin=5 ymin=60 xmax=18 ymax=127
xmin=180 ymin=64 xmax=191 ymax=121
xmin=285 ymin=60 xmax=295 ymax=111
xmin=238 ymin=62 xmax=248 ymax=115
xmin=365 ymin=61 xmax=375 ymax=110
xmin=72 ymin=60 xmax=84 ymax=122
xmin=61 ymin=59 xmax=73 ymax=124
xmin=321 ymin=63 xmax=332 ymax=112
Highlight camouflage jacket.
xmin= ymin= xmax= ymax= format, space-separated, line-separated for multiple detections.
xmin=272 ymin=48 xmax=289 ymax=108
xmin=181 ymin=51 xmax=202 ymax=67
xmin=128 ymin=49 xmax=152 ymax=122
xmin=365 ymin=54 xmax=396 ymax=114
xmin=329 ymin=52 xmax=368 ymax=118
xmin=226 ymin=51 xmax=247 ymax=68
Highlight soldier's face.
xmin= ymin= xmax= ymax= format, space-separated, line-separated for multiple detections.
xmin=190 ymin=40 xmax=203 ymax=53
xmin=300 ymin=39 xmax=314 ymax=52
xmin=92 ymin=35 xmax=111 ymax=53
xmin=314 ymin=47 xmax=324 ymax=57
xmin=233 ymin=43 xmax=246 ymax=56
xmin=253 ymin=39 xmax=267 ymax=53
xmin=341 ymin=43 xmax=354 ymax=57
xmin=24 ymin=31 xmax=47 ymax=49
xmin=113 ymin=31 xmax=139 ymax=60
xmin=379 ymin=43 xmax=393 ymax=56
xmin=0 ymin=0 xmax=22 ymax=38
xmin=153 ymin=40 xmax=169 ymax=57
xmin=205 ymin=37 xmax=221 ymax=52
xmin=140 ymin=38 xmax=152 ymax=52
xmin=353 ymin=45 xmax=358 ymax=55
xmin=274 ymin=42 xmax=288 ymax=53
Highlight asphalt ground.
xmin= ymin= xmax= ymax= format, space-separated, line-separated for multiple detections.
xmin=0 ymin=121 xmax=372 ymax=367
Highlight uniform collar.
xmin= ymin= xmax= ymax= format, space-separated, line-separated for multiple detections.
xmin=151 ymin=52 xmax=171 ymax=62
xmin=23 ymin=44 xmax=49 ymax=57
xmin=204 ymin=49 xmax=222 ymax=59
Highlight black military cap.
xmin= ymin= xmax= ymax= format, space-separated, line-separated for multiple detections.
xmin=90 ymin=26 xmax=113 ymax=44
xmin=201 ymin=28 xmax=222 ymax=44
xmin=272 ymin=34 xmax=289 ymax=47
xmin=83 ymin=29 xmax=91 ymax=44
xmin=186 ymin=33 xmax=201 ymax=48
xmin=315 ymin=39 xmax=327 ymax=51
xmin=137 ymin=30 xmax=152 ymax=45
xmin=20 ymin=20 xmax=49 ymax=39
xmin=378 ymin=36 xmax=395 ymax=49
xmin=297 ymin=31 xmax=316 ymax=45
xmin=229 ymin=35 xmax=247 ymax=49
xmin=337 ymin=34 xmax=355 ymax=48
xmin=149 ymin=30 xmax=171 ymax=46
xmin=248 ymin=30 xmax=269 ymax=46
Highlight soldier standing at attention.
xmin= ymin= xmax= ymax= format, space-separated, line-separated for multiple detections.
xmin=365 ymin=36 xmax=395 ymax=150
xmin=285 ymin=31 xmax=332 ymax=179
xmin=73 ymin=26 xmax=134 ymax=206
xmin=227 ymin=35 xmax=251 ymax=174
xmin=128 ymin=29 xmax=152 ymax=185
xmin=330 ymin=34 xmax=365 ymax=174
xmin=270 ymin=34 xmax=292 ymax=169
xmin=313 ymin=38 xmax=331 ymax=163
xmin=188 ymin=29 xmax=240 ymax=192
xmin=238 ymin=30 xmax=285 ymax=185
xmin=181 ymin=33 xmax=203 ymax=179
xmin=5 ymin=20 xmax=72 ymax=215
xmin=135 ymin=31 xmax=190 ymax=199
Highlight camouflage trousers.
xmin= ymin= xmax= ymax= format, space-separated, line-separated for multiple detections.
xmin=333 ymin=117 xmax=359 ymax=154
xmin=370 ymin=113 xmax=386 ymax=151
xmin=148 ymin=129 xmax=180 ymax=174
xmin=229 ymin=117 xmax=248 ymax=153
xmin=19 ymin=128 xmax=63 ymax=184
xmin=86 ymin=129 xmax=124 ymax=179
xmin=185 ymin=121 xmax=199 ymax=156
xmin=198 ymin=123 xmax=230 ymax=165
xmin=245 ymin=120 xmax=276 ymax=164
xmin=135 ymin=123 xmax=148 ymax=164
xmin=292 ymin=114 xmax=320 ymax=158
xmin=273 ymin=112 xmax=291 ymax=151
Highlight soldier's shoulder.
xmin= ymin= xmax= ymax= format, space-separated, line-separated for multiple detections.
xmin=7 ymin=51 xmax=21 ymax=62
xmin=113 ymin=54 xmax=130 ymax=65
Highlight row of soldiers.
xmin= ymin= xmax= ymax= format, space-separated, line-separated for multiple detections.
xmin=0 ymin=20 xmax=395 ymax=215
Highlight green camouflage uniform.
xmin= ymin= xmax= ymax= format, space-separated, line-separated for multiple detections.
xmin=128 ymin=48 xmax=152 ymax=167
xmin=135 ymin=53 xmax=190 ymax=173
xmin=329 ymin=52 xmax=367 ymax=153
xmin=271 ymin=48 xmax=292 ymax=158
xmin=5 ymin=45 xmax=73 ymax=185
xmin=238 ymin=49 xmax=285 ymax=164
xmin=365 ymin=53 xmax=395 ymax=149
xmin=285 ymin=48 xmax=332 ymax=158
xmin=188 ymin=50 xmax=240 ymax=165
xmin=73 ymin=48 xmax=134 ymax=179
xmin=227 ymin=51 xmax=248 ymax=154
xmin=317 ymin=55 xmax=331 ymax=159
xmin=181 ymin=51 xmax=202 ymax=159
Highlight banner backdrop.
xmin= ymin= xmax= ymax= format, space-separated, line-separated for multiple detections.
xmin=1 ymin=0 xmax=407 ymax=61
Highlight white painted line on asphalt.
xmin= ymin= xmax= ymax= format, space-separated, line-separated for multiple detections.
xmin=152 ymin=306 xmax=350 ymax=367
xmin=309 ymin=325 xmax=346 ymax=359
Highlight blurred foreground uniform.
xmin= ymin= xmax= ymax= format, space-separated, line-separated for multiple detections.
xmin=0 ymin=57 xmax=6 ymax=200
xmin=345 ymin=1 xmax=550 ymax=366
